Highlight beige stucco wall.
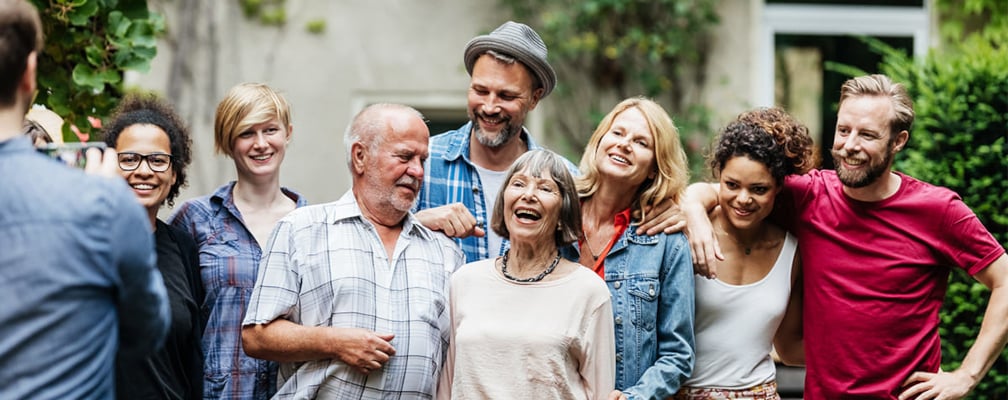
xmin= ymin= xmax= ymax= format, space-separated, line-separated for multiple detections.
xmin=136 ymin=0 xmax=763 ymax=209
xmin=701 ymin=0 xmax=761 ymax=130
xmin=135 ymin=0 xmax=527 ymax=207
xmin=133 ymin=0 xmax=932 ymax=211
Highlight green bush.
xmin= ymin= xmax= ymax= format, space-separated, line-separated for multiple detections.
xmin=879 ymin=37 xmax=1007 ymax=398
xmin=30 ymin=0 xmax=163 ymax=142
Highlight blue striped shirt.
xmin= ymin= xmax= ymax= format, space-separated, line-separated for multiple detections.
xmin=169 ymin=181 xmax=306 ymax=400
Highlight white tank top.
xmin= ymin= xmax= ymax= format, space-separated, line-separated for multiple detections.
xmin=684 ymin=232 xmax=797 ymax=389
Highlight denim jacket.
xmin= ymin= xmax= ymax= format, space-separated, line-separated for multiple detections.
xmin=562 ymin=227 xmax=696 ymax=400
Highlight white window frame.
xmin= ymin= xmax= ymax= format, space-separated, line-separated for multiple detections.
xmin=754 ymin=2 xmax=931 ymax=107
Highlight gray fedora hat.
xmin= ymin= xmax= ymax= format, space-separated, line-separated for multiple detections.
xmin=463 ymin=21 xmax=557 ymax=97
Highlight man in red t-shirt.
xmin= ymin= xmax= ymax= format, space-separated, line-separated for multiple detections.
xmin=684 ymin=74 xmax=1008 ymax=399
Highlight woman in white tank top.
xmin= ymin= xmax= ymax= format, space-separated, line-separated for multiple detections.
xmin=677 ymin=108 xmax=817 ymax=399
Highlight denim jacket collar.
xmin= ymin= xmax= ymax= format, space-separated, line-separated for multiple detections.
xmin=609 ymin=224 xmax=659 ymax=255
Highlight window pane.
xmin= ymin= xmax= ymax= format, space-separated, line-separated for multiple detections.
xmin=774 ymin=34 xmax=913 ymax=169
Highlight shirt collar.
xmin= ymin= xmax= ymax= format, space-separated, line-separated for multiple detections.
xmin=210 ymin=181 xmax=307 ymax=214
xmin=327 ymin=191 xmax=430 ymax=238
xmin=0 ymin=135 xmax=35 ymax=155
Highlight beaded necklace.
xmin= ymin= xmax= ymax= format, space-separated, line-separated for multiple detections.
xmin=500 ymin=250 xmax=561 ymax=283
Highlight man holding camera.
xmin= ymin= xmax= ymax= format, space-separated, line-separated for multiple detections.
xmin=0 ymin=1 xmax=170 ymax=398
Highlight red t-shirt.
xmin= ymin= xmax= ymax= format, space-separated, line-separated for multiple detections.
xmin=776 ymin=170 xmax=1004 ymax=399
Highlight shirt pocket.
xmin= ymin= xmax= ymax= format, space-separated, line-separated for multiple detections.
xmin=627 ymin=277 xmax=660 ymax=331
xmin=200 ymin=230 xmax=257 ymax=289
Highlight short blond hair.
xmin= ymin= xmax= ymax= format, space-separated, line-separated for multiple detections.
xmin=214 ymin=83 xmax=291 ymax=156
xmin=577 ymin=97 xmax=689 ymax=221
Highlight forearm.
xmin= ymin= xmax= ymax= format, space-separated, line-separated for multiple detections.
xmin=773 ymin=338 xmax=805 ymax=366
xmin=682 ymin=183 xmax=719 ymax=220
xmin=242 ymin=319 xmax=336 ymax=362
xmin=773 ymin=261 xmax=804 ymax=366
xmin=955 ymin=283 xmax=1008 ymax=386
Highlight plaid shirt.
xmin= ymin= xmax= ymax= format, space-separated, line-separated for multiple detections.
xmin=415 ymin=122 xmax=577 ymax=263
xmin=243 ymin=191 xmax=463 ymax=399
xmin=169 ymin=182 xmax=307 ymax=400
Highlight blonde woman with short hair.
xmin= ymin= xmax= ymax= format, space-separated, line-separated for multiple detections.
xmin=170 ymin=83 xmax=307 ymax=400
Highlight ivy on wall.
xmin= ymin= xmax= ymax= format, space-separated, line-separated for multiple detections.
xmin=500 ymin=0 xmax=719 ymax=171
xmin=237 ymin=0 xmax=326 ymax=34
xmin=31 ymin=0 xmax=164 ymax=142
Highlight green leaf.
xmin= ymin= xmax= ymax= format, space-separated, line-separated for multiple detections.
xmin=68 ymin=0 xmax=100 ymax=26
xmin=108 ymin=11 xmax=131 ymax=38
xmin=84 ymin=45 xmax=105 ymax=66
xmin=71 ymin=64 xmax=105 ymax=91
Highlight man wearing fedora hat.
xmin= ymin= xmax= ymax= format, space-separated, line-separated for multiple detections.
xmin=415 ymin=21 xmax=687 ymax=264
xmin=414 ymin=20 xmax=572 ymax=263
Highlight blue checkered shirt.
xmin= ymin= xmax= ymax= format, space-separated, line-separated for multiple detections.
xmin=415 ymin=122 xmax=578 ymax=263
xmin=169 ymin=182 xmax=307 ymax=400
xmin=243 ymin=191 xmax=463 ymax=399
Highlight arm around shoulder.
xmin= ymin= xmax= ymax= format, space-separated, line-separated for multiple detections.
xmin=414 ymin=203 xmax=485 ymax=238
xmin=682 ymin=183 xmax=722 ymax=277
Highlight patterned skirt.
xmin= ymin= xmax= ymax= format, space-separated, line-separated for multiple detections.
xmin=673 ymin=381 xmax=781 ymax=400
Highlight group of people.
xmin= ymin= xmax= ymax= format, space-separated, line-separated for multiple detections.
xmin=2 ymin=0 xmax=1006 ymax=399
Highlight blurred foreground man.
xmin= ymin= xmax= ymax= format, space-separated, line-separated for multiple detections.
xmin=0 ymin=1 xmax=170 ymax=398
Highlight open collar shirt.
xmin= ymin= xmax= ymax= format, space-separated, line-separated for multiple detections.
xmin=169 ymin=181 xmax=306 ymax=400
xmin=243 ymin=191 xmax=463 ymax=399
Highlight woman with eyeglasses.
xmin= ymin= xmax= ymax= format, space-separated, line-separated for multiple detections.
xmin=103 ymin=93 xmax=204 ymax=399
xmin=169 ymin=83 xmax=306 ymax=399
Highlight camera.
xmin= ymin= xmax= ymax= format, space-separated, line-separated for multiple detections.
xmin=38 ymin=142 xmax=107 ymax=169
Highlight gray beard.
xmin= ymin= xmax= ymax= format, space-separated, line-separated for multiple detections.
xmin=474 ymin=124 xmax=518 ymax=148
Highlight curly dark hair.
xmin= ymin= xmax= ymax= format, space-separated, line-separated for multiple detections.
xmin=709 ymin=107 xmax=817 ymax=184
xmin=103 ymin=92 xmax=192 ymax=208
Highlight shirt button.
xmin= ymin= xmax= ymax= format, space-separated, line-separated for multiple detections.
xmin=472 ymin=186 xmax=480 ymax=194
xmin=613 ymin=281 xmax=621 ymax=289
xmin=616 ymin=353 xmax=622 ymax=362
xmin=649 ymin=287 xmax=656 ymax=296
xmin=614 ymin=316 xmax=622 ymax=325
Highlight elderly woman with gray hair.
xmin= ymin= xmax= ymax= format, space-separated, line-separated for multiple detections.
xmin=438 ymin=149 xmax=616 ymax=399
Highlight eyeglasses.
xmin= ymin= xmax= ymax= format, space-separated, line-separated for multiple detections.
xmin=118 ymin=152 xmax=173 ymax=172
